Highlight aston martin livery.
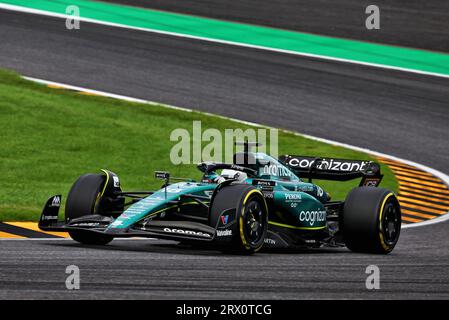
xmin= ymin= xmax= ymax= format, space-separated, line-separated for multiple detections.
xmin=39 ymin=142 xmax=401 ymax=254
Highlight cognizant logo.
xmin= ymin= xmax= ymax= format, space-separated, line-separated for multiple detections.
xmin=299 ymin=210 xmax=326 ymax=226
xmin=288 ymin=158 xmax=369 ymax=172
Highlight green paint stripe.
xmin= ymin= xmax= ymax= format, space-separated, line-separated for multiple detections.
xmin=3 ymin=0 xmax=449 ymax=76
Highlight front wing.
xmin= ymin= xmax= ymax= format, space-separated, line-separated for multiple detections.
xmin=39 ymin=195 xmax=217 ymax=242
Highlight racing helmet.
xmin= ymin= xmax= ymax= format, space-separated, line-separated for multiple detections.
xmin=220 ymin=169 xmax=248 ymax=182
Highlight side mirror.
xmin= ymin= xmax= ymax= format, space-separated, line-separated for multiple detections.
xmin=155 ymin=171 xmax=170 ymax=180
xmin=155 ymin=171 xmax=170 ymax=199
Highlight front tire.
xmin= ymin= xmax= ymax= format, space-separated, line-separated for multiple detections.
xmin=66 ymin=174 xmax=114 ymax=245
xmin=342 ymin=187 xmax=401 ymax=254
xmin=210 ymin=184 xmax=268 ymax=254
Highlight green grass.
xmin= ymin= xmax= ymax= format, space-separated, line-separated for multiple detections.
xmin=0 ymin=69 xmax=398 ymax=221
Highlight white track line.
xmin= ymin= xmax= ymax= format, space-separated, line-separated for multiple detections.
xmin=3 ymin=3 xmax=449 ymax=80
xmin=25 ymin=76 xmax=449 ymax=229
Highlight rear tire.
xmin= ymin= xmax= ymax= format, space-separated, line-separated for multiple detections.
xmin=66 ymin=174 xmax=114 ymax=245
xmin=210 ymin=184 xmax=268 ymax=254
xmin=342 ymin=187 xmax=401 ymax=254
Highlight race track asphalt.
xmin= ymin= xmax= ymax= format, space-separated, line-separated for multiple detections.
xmin=104 ymin=0 xmax=449 ymax=53
xmin=0 ymin=9 xmax=448 ymax=299
xmin=0 ymin=218 xmax=449 ymax=299
xmin=1 ymin=218 xmax=449 ymax=299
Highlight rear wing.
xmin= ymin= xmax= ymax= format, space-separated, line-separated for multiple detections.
xmin=279 ymin=155 xmax=383 ymax=187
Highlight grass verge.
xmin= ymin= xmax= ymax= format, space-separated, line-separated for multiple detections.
xmin=0 ymin=69 xmax=398 ymax=221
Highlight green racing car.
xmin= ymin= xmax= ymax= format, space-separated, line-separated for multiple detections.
xmin=39 ymin=142 xmax=401 ymax=254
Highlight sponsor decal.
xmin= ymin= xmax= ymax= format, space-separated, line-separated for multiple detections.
xmin=163 ymin=227 xmax=211 ymax=238
xmin=285 ymin=193 xmax=301 ymax=206
xmin=216 ymin=229 xmax=232 ymax=237
xmin=296 ymin=185 xmax=314 ymax=192
xmin=253 ymin=180 xmax=275 ymax=198
xmin=42 ymin=215 xmax=58 ymax=221
xmin=71 ymin=222 xmax=100 ymax=227
xmin=262 ymin=164 xmax=292 ymax=177
xmin=285 ymin=193 xmax=301 ymax=201
xmin=113 ymin=176 xmax=120 ymax=188
xmin=262 ymin=191 xmax=274 ymax=199
xmin=51 ymin=196 xmax=61 ymax=207
xmin=230 ymin=164 xmax=244 ymax=171
xmin=252 ymin=179 xmax=276 ymax=187
xmin=287 ymin=157 xmax=369 ymax=172
xmin=299 ymin=210 xmax=326 ymax=226
xmin=220 ymin=215 xmax=230 ymax=225
xmin=264 ymin=238 xmax=276 ymax=245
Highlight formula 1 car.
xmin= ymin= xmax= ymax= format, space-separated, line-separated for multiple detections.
xmin=39 ymin=142 xmax=401 ymax=254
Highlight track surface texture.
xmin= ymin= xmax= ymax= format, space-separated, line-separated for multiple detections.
xmin=1 ymin=219 xmax=449 ymax=299
xmin=104 ymin=0 xmax=449 ymax=53
xmin=0 ymin=9 xmax=448 ymax=299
